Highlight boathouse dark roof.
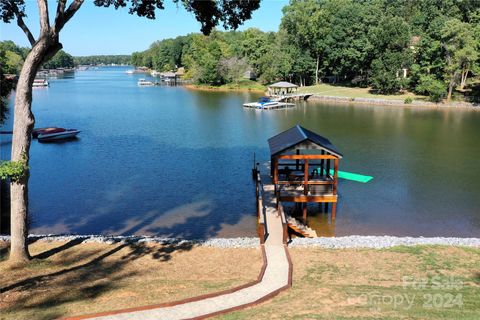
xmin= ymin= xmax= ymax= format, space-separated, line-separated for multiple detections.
xmin=268 ymin=125 xmax=343 ymax=158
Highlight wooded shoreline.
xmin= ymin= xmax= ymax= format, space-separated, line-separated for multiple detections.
xmin=184 ymin=84 xmax=265 ymax=93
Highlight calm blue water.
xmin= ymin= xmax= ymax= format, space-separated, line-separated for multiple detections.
xmin=1 ymin=66 xmax=480 ymax=238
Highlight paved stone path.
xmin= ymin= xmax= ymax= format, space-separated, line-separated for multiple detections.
xmin=80 ymin=169 xmax=291 ymax=320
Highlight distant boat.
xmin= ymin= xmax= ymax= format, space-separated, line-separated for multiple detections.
xmin=138 ymin=78 xmax=155 ymax=86
xmin=243 ymin=97 xmax=285 ymax=109
xmin=126 ymin=69 xmax=134 ymax=74
xmin=37 ymin=128 xmax=80 ymax=142
xmin=32 ymin=79 xmax=49 ymax=87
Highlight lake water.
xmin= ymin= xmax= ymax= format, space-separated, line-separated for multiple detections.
xmin=1 ymin=66 xmax=479 ymax=238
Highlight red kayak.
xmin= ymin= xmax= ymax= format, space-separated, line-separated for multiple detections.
xmin=33 ymin=127 xmax=81 ymax=141
xmin=32 ymin=127 xmax=66 ymax=138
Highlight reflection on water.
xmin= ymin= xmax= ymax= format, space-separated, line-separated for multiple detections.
xmin=309 ymin=214 xmax=336 ymax=238
xmin=284 ymin=203 xmax=336 ymax=237
xmin=1 ymin=66 xmax=480 ymax=238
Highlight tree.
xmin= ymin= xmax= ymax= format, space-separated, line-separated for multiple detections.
xmin=441 ymin=19 xmax=478 ymax=101
xmin=0 ymin=0 xmax=260 ymax=263
xmin=369 ymin=16 xmax=412 ymax=93
xmin=43 ymin=50 xmax=74 ymax=69
xmin=0 ymin=53 xmax=16 ymax=124
xmin=74 ymin=55 xmax=131 ymax=66
xmin=281 ymin=0 xmax=328 ymax=84
xmin=218 ymin=56 xmax=249 ymax=84
xmin=0 ymin=40 xmax=27 ymax=73
xmin=415 ymin=74 xmax=446 ymax=102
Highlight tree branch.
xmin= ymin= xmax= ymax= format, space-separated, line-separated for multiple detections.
xmin=12 ymin=4 xmax=35 ymax=46
xmin=37 ymin=0 xmax=50 ymax=35
xmin=55 ymin=0 xmax=84 ymax=33
xmin=55 ymin=0 xmax=67 ymax=29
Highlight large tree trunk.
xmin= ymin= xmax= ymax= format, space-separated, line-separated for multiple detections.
xmin=446 ymin=72 xmax=458 ymax=103
xmin=315 ymin=55 xmax=320 ymax=85
xmin=9 ymin=36 xmax=61 ymax=263
xmin=460 ymin=69 xmax=469 ymax=90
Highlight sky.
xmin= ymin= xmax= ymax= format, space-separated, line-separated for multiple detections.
xmin=0 ymin=0 xmax=288 ymax=56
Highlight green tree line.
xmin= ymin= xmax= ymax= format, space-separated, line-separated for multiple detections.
xmin=1 ymin=40 xmax=75 ymax=72
xmin=0 ymin=41 xmax=76 ymax=123
xmin=74 ymin=55 xmax=131 ymax=66
xmin=132 ymin=0 xmax=480 ymax=102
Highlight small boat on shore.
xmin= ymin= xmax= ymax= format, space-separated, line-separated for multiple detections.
xmin=32 ymin=79 xmax=49 ymax=87
xmin=33 ymin=127 xmax=80 ymax=142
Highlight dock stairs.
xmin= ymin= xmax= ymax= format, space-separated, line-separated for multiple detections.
xmin=286 ymin=215 xmax=318 ymax=238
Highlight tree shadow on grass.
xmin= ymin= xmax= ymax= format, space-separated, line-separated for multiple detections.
xmin=0 ymin=241 xmax=194 ymax=319
xmin=474 ymin=272 xmax=480 ymax=285
xmin=33 ymin=238 xmax=85 ymax=260
xmin=0 ymin=244 xmax=8 ymax=260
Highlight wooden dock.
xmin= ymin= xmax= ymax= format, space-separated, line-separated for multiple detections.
xmin=271 ymin=93 xmax=313 ymax=102
xmin=254 ymin=125 xmax=343 ymax=239
xmin=256 ymin=161 xmax=318 ymax=241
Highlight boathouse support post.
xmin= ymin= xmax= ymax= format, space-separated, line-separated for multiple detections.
xmin=333 ymin=159 xmax=339 ymax=194
xmin=326 ymin=159 xmax=331 ymax=179
xmin=320 ymin=150 xmax=325 ymax=176
xmin=302 ymin=204 xmax=307 ymax=224
xmin=304 ymin=159 xmax=309 ymax=195
xmin=332 ymin=159 xmax=339 ymax=220
xmin=295 ymin=149 xmax=300 ymax=170
xmin=273 ymin=157 xmax=278 ymax=196
xmin=270 ymin=156 xmax=273 ymax=177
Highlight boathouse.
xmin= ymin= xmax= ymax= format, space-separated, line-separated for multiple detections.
xmin=268 ymin=125 xmax=342 ymax=222
xmin=267 ymin=81 xmax=298 ymax=97
xmin=160 ymin=71 xmax=177 ymax=82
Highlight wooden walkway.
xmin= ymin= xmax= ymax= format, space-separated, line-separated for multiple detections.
xmin=258 ymin=162 xmax=318 ymax=239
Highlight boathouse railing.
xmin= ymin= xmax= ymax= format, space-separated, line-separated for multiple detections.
xmin=277 ymin=202 xmax=289 ymax=244
xmin=255 ymin=170 xmax=267 ymax=244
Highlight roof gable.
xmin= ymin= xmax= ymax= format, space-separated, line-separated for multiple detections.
xmin=268 ymin=125 xmax=343 ymax=158
xmin=268 ymin=81 xmax=298 ymax=88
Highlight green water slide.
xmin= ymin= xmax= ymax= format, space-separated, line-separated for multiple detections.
xmin=328 ymin=169 xmax=373 ymax=183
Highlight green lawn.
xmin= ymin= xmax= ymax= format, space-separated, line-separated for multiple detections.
xmin=188 ymin=80 xmax=266 ymax=92
xmin=215 ymin=246 xmax=480 ymax=320
xmin=298 ymin=84 xmax=427 ymax=101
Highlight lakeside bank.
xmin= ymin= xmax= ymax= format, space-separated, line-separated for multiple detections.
xmin=184 ymin=83 xmax=265 ymax=93
xmin=1 ymin=235 xmax=479 ymax=248
xmin=182 ymin=78 xmax=265 ymax=93
xmin=184 ymin=82 xmax=479 ymax=109
xmin=308 ymin=94 xmax=479 ymax=109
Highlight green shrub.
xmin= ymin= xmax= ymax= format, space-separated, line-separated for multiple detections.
xmin=404 ymin=97 xmax=413 ymax=104
xmin=415 ymin=75 xmax=446 ymax=103
xmin=0 ymin=160 xmax=28 ymax=182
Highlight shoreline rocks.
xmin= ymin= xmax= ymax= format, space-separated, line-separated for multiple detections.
xmin=308 ymin=94 xmax=479 ymax=109
xmin=0 ymin=234 xmax=479 ymax=249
